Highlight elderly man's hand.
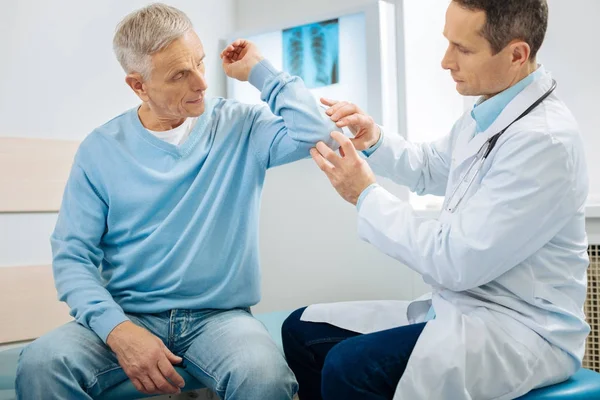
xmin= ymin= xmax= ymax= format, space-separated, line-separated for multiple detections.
xmin=220 ymin=39 xmax=264 ymax=81
xmin=107 ymin=321 xmax=185 ymax=395
xmin=311 ymin=131 xmax=377 ymax=205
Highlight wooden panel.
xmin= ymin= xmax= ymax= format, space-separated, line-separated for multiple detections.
xmin=0 ymin=137 xmax=79 ymax=212
xmin=0 ymin=265 xmax=72 ymax=343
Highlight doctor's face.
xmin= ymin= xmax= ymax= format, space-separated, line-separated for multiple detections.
xmin=441 ymin=2 xmax=516 ymax=98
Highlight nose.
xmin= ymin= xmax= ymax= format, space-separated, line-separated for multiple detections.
xmin=190 ymin=70 xmax=208 ymax=92
xmin=441 ymin=45 xmax=455 ymax=71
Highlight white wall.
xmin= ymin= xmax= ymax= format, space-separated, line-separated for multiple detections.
xmin=540 ymin=0 xmax=600 ymax=204
xmin=402 ymin=0 xmax=464 ymax=210
xmin=540 ymin=0 xmax=600 ymax=242
xmin=235 ymin=0 xmax=379 ymax=33
xmin=0 ymin=0 xmax=235 ymax=269
xmin=0 ymin=0 xmax=234 ymax=141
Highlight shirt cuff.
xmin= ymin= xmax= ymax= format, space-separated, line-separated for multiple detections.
xmin=424 ymin=305 xmax=436 ymax=321
xmin=361 ymin=127 xmax=384 ymax=157
xmin=357 ymin=183 xmax=380 ymax=211
xmin=248 ymin=59 xmax=279 ymax=92
xmin=90 ymin=308 xmax=130 ymax=343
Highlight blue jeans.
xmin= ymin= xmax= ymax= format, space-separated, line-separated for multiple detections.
xmin=281 ymin=307 xmax=426 ymax=400
xmin=16 ymin=308 xmax=297 ymax=399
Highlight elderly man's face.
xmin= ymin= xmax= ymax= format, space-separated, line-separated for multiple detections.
xmin=143 ymin=30 xmax=208 ymax=120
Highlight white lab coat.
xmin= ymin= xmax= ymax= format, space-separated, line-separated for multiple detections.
xmin=302 ymin=68 xmax=590 ymax=399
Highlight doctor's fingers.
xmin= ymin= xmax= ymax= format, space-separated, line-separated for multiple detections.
xmin=315 ymin=141 xmax=341 ymax=165
xmin=310 ymin=148 xmax=335 ymax=173
xmin=335 ymin=113 xmax=375 ymax=131
xmin=328 ymin=102 xmax=362 ymax=122
xmin=320 ymin=97 xmax=339 ymax=107
xmin=330 ymin=131 xmax=359 ymax=160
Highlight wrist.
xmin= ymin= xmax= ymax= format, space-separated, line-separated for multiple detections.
xmin=362 ymin=127 xmax=384 ymax=158
xmin=106 ymin=320 xmax=132 ymax=350
xmin=370 ymin=126 xmax=382 ymax=148
xmin=356 ymin=182 xmax=379 ymax=210
xmin=248 ymin=58 xmax=277 ymax=91
xmin=246 ymin=55 xmax=265 ymax=77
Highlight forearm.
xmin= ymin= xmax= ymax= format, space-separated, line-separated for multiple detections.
xmin=366 ymin=131 xmax=450 ymax=196
xmin=249 ymin=60 xmax=338 ymax=148
xmin=52 ymin=241 xmax=129 ymax=342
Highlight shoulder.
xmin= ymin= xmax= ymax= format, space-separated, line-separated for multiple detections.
xmin=74 ymin=108 xmax=134 ymax=167
xmin=505 ymin=95 xmax=584 ymax=164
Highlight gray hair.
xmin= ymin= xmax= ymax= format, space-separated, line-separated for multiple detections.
xmin=113 ymin=3 xmax=193 ymax=79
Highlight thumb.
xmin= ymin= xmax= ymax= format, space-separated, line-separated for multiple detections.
xmin=163 ymin=345 xmax=183 ymax=365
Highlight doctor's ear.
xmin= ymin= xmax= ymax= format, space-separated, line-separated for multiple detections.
xmin=508 ymin=40 xmax=531 ymax=68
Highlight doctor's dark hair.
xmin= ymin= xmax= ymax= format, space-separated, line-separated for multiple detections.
xmin=452 ymin=0 xmax=548 ymax=59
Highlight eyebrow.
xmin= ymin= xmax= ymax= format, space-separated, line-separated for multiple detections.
xmin=452 ymin=41 xmax=470 ymax=50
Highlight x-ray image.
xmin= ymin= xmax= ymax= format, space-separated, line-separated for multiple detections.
xmin=283 ymin=19 xmax=339 ymax=89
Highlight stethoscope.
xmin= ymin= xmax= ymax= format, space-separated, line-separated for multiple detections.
xmin=444 ymin=79 xmax=557 ymax=213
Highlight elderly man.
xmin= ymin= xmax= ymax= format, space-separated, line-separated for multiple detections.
xmin=15 ymin=3 xmax=335 ymax=399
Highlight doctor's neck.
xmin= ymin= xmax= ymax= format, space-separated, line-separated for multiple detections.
xmin=514 ymin=60 xmax=539 ymax=85
xmin=485 ymin=60 xmax=538 ymax=101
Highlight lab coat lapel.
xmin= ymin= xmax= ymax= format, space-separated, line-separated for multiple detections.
xmin=452 ymin=68 xmax=553 ymax=169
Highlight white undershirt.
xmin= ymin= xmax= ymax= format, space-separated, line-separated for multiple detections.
xmin=146 ymin=117 xmax=198 ymax=146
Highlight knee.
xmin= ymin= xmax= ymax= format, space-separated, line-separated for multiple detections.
xmin=321 ymin=341 xmax=359 ymax=393
xmin=227 ymin=350 xmax=298 ymax=397
xmin=281 ymin=307 xmax=307 ymax=352
xmin=247 ymin=350 xmax=297 ymax=385
xmin=257 ymin=361 xmax=297 ymax=396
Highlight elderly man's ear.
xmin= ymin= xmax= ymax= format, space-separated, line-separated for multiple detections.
xmin=125 ymin=73 xmax=150 ymax=102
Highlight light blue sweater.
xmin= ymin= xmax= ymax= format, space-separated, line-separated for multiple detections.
xmin=51 ymin=60 xmax=337 ymax=342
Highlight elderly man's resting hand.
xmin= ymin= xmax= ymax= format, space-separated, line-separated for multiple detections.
xmin=107 ymin=321 xmax=185 ymax=395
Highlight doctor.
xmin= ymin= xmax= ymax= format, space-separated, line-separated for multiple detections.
xmin=282 ymin=0 xmax=590 ymax=399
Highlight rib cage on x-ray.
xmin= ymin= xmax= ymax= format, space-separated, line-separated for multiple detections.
xmin=283 ymin=19 xmax=339 ymax=89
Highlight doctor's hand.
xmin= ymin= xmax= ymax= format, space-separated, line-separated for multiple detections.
xmin=220 ymin=39 xmax=264 ymax=82
xmin=107 ymin=321 xmax=185 ymax=395
xmin=321 ymin=98 xmax=381 ymax=151
xmin=311 ymin=131 xmax=377 ymax=205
